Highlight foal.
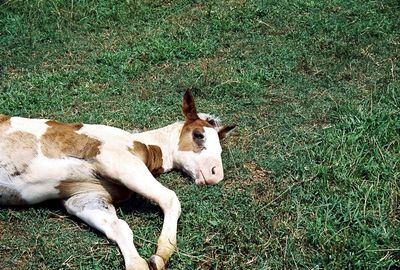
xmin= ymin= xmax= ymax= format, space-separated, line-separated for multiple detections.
xmin=0 ymin=90 xmax=235 ymax=270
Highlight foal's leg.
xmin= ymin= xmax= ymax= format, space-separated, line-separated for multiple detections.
xmin=63 ymin=193 xmax=149 ymax=270
xmin=97 ymin=154 xmax=182 ymax=270
xmin=124 ymin=177 xmax=181 ymax=270
xmin=119 ymin=173 xmax=181 ymax=270
xmin=144 ymin=183 xmax=182 ymax=270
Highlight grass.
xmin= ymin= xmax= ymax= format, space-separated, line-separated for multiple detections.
xmin=0 ymin=0 xmax=399 ymax=269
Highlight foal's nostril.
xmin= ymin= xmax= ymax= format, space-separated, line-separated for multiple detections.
xmin=211 ymin=166 xmax=216 ymax=175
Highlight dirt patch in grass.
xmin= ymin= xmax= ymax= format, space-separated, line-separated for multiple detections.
xmin=242 ymin=161 xmax=282 ymax=203
xmin=244 ymin=161 xmax=268 ymax=183
xmin=252 ymin=183 xmax=277 ymax=203
xmin=223 ymin=160 xmax=269 ymax=189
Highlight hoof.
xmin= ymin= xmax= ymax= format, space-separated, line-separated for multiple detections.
xmin=126 ymin=257 xmax=149 ymax=270
xmin=148 ymin=254 xmax=166 ymax=270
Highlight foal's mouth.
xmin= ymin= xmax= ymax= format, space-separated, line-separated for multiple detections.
xmin=194 ymin=170 xmax=208 ymax=185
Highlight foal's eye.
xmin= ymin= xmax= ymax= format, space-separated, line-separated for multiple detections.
xmin=193 ymin=130 xmax=204 ymax=140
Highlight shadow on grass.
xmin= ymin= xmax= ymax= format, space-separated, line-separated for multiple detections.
xmin=1 ymin=193 xmax=163 ymax=238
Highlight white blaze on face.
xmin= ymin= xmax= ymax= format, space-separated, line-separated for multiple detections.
xmin=196 ymin=127 xmax=224 ymax=184
xmin=175 ymin=127 xmax=224 ymax=185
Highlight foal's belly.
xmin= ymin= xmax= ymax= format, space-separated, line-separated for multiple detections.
xmin=0 ymin=168 xmax=60 ymax=205
xmin=0 ymin=155 xmax=95 ymax=205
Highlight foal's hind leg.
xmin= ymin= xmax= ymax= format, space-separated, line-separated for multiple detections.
xmin=63 ymin=193 xmax=149 ymax=270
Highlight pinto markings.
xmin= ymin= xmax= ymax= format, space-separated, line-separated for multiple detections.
xmin=178 ymin=118 xmax=214 ymax=153
xmin=129 ymin=141 xmax=164 ymax=175
xmin=0 ymin=131 xmax=38 ymax=176
xmin=0 ymin=90 xmax=236 ymax=270
xmin=0 ymin=114 xmax=11 ymax=123
xmin=0 ymin=115 xmax=11 ymax=135
xmin=41 ymin=120 xmax=101 ymax=159
xmin=56 ymin=176 xmax=132 ymax=204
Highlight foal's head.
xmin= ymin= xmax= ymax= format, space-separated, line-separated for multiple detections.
xmin=174 ymin=90 xmax=236 ymax=185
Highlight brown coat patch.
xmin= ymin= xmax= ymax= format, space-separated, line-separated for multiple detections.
xmin=0 ymin=131 xmax=39 ymax=176
xmin=41 ymin=120 xmax=101 ymax=159
xmin=178 ymin=119 xmax=213 ymax=152
xmin=46 ymin=120 xmax=84 ymax=130
xmin=129 ymin=142 xmax=164 ymax=175
xmin=57 ymin=175 xmax=132 ymax=203
xmin=0 ymin=115 xmax=11 ymax=135
xmin=0 ymin=114 xmax=11 ymax=123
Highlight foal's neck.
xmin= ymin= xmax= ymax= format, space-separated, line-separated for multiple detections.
xmin=131 ymin=122 xmax=184 ymax=172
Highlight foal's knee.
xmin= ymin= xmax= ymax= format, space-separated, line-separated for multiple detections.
xmin=105 ymin=218 xmax=133 ymax=242
xmin=160 ymin=190 xmax=181 ymax=216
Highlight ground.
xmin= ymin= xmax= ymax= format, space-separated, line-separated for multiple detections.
xmin=0 ymin=0 xmax=399 ymax=269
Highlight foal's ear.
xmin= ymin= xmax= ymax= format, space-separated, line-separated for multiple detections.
xmin=182 ymin=89 xmax=199 ymax=121
xmin=218 ymin=124 xmax=237 ymax=140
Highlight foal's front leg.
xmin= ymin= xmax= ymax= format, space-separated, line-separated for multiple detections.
xmin=63 ymin=193 xmax=149 ymax=270
xmin=98 ymin=154 xmax=182 ymax=270
xmin=147 ymin=185 xmax=182 ymax=270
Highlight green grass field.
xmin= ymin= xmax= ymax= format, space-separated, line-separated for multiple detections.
xmin=1 ymin=0 xmax=399 ymax=269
